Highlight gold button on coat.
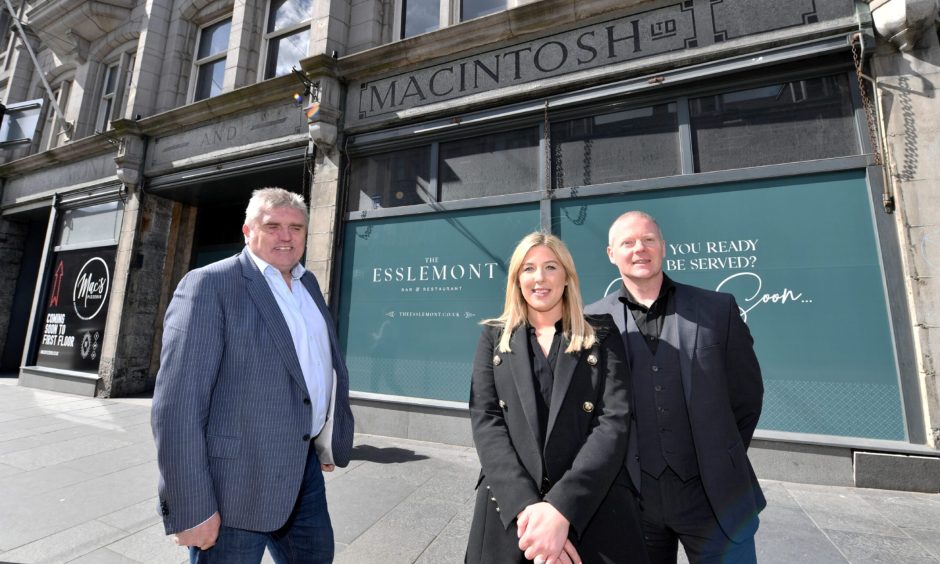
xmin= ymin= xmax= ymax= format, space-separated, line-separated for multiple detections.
xmin=587 ymin=354 xmax=598 ymax=366
xmin=582 ymin=401 xmax=594 ymax=413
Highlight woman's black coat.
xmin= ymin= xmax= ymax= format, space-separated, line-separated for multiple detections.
xmin=466 ymin=314 xmax=648 ymax=563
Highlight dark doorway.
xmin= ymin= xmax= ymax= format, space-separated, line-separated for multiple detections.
xmin=180 ymin=162 xmax=308 ymax=269
xmin=2 ymin=215 xmax=49 ymax=372
xmin=191 ymin=200 xmax=249 ymax=268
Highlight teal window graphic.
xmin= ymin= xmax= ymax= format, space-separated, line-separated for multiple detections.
xmin=338 ymin=205 xmax=541 ymax=402
xmin=556 ymin=170 xmax=904 ymax=441
xmin=338 ymin=170 xmax=905 ymax=441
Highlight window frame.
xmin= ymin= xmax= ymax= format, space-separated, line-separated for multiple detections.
xmin=260 ymin=0 xmax=313 ymax=80
xmin=94 ymin=51 xmax=137 ymax=133
xmin=686 ymin=74 xmax=859 ymax=173
xmin=334 ymin=45 xmax=928 ymax=451
xmin=394 ymin=0 xmax=507 ymax=40
xmin=345 ymin=61 xmax=871 ymax=221
xmin=395 ymin=0 xmax=447 ymax=40
xmin=190 ymin=14 xmax=233 ymax=102
xmin=96 ymin=62 xmax=119 ymax=133
xmin=38 ymin=80 xmax=72 ymax=152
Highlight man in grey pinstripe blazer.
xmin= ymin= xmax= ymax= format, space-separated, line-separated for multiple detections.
xmin=152 ymin=187 xmax=354 ymax=563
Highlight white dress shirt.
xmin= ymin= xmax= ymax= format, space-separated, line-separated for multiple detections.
xmin=246 ymin=248 xmax=333 ymax=436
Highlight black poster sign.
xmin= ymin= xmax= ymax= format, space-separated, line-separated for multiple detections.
xmin=35 ymin=247 xmax=116 ymax=372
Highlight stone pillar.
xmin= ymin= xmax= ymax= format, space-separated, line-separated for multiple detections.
xmin=871 ymin=28 xmax=940 ymax=447
xmin=227 ymin=0 xmax=262 ymax=88
xmin=0 ymin=217 xmax=28 ymax=366
xmin=307 ymin=144 xmax=341 ymax=303
xmin=305 ymin=74 xmax=343 ymax=304
xmin=312 ymin=0 xmax=351 ymax=59
xmin=98 ymin=188 xmax=176 ymax=396
xmin=129 ymin=0 xmax=172 ymax=117
xmin=348 ymin=0 xmax=386 ymax=54
xmin=97 ymin=134 xmax=176 ymax=396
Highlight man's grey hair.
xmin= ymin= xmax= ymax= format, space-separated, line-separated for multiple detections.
xmin=244 ymin=187 xmax=308 ymax=226
xmin=608 ymin=210 xmax=663 ymax=245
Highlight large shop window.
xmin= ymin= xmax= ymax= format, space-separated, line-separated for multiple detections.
xmin=192 ymin=17 xmax=232 ymax=101
xmin=340 ymin=68 xmax=909 ymax=441
xmin=338 ymin=204 xmax=541 ymax=401
xmin=348 ymin=127 xmax=538 ymax=211
xmin=263 ymin=0 xmax=312 ymax=79
xmin=690 ymin=74 xmax=857 ymax=172
xmin=33 ymin=201 xmax=123 ymax=374
xmin=554 ymin=171 xmax=904 ymax=441
xmin=341 ymin=171 xmax=907 ymax=441
xmin=350 ymin=146 xmax=432 ymax=211
xmin=552 ymin=103 xmax=680 ymax=188
xmin=439 ymin=127 xmax=539 ymax=200
xmin=350 ymin=72 xmax=860 ymax=206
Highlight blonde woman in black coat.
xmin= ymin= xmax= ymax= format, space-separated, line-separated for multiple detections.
xmin=466 ymin=232 xmax=648 ymax=564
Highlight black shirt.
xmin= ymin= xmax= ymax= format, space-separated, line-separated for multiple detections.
xmin=526 ymin=320 xmax=563 ymax=442
xmin=618 ymin=275 xmax=675 ymax=354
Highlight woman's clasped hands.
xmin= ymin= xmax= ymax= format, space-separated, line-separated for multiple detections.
xmin=517 ymin=502 xmax=581 ymax=564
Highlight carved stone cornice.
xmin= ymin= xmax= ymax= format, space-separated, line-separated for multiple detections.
xmin=25 ymin=0 xmax=133 ymax=60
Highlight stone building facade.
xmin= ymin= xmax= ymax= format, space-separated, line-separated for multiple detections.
xmin=0 ymin=0 xmax=938 ymax=490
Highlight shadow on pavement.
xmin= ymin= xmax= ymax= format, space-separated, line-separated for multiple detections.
xmin=350 ymin=444 xmax=430 ymax=464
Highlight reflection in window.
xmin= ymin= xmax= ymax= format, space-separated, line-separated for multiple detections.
xmin=350 ymin=146 xmax=432 ymax=211
xmin=552 ymin=103 xmax=679 ymax=188
xmin=58 ymin=201 xmax=124 ymax=248
xmin=193 ymin=18 xmax=231 ymax=101
xmin=402 ymin=0 xmax=439 ymax=38
xmin=0 ymin=101 xmax=41 ymax=143
xmin=690 ymin=74 xmax=858 ymax=172
xmin=461 ymin=0 xmax=503 ymax=21
xmin=440 ymin=128 xmax=539 ymax=201
xmin=264 ymin=0 xmax=312 ymax=79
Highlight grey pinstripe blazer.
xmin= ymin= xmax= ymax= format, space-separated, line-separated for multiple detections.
xmin=151 ymin=249 xmax=354 ymax=535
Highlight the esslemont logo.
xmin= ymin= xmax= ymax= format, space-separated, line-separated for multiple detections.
xmin=370 ymin=258 xmax=498 ymax=283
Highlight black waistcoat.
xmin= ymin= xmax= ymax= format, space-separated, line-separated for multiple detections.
xmin=626 ymin=307 xmax=700 ymax=480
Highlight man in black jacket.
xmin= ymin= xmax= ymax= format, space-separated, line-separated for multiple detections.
xmin=586 ymin=211 xmax=765 ymax=564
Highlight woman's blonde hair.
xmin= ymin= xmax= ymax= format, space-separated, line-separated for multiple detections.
xmin=484 ymin=232 xmax=596 ymax=354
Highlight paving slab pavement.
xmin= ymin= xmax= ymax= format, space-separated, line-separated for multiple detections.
xmin=0 ymin=377 xmax=938 ymax=564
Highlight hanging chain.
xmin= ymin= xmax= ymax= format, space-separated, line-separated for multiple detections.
xmin=304 ymin=142 xmax=316 ymax=205
xmin=553 ymin=135 xmax=566 ymax=190
xmin=544 ymin=101 xmax=588 ymax=225
xmin=851 ymin=34 xmax=883 ymax=166
xmin=582 ymin=137 xmax=592 ymax=186
xmin=544 ymin=101 xmax=554 ymax=197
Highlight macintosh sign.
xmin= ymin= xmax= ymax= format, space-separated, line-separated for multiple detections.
xmin=351 ymin=0 xmax=853 ymax=121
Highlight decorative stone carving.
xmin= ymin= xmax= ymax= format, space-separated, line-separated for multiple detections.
xmin=870 ymin=0 xmax=939 ymax=51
